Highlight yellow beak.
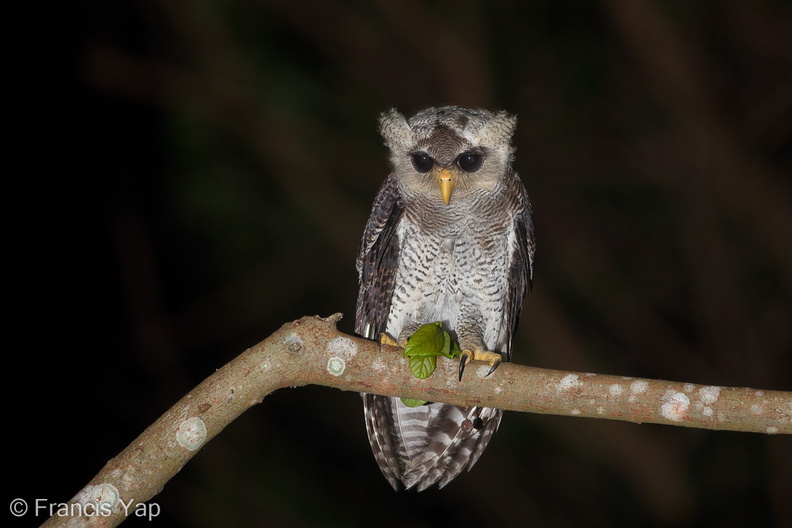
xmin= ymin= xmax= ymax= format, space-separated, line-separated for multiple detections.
xmin=437 ymin=168 xmax=455 ymax=205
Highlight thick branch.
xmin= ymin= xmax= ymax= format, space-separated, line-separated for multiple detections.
xmin=44 ymin=314 xmax=791 ymax=527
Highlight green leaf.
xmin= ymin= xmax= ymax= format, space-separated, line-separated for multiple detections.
xmin=400 ymin=398 xmax=428 ymax=407
xmin=446 ymin=336 xmax=462 ymax=357
xmin=403 ymin=322 xmax=445 ymax=358
xmin=408 ymin=354 xmax=437 ymax=379
xmin=402 ymin=322 xmax=463 ymax=380
xmin=439 ymin=331 xmax=451 ymax=357
xmin=437 ymin=331 xmax=462 ymax=358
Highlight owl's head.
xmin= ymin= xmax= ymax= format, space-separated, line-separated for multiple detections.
xmin=379 ymin=106 xmax=517 ymax=205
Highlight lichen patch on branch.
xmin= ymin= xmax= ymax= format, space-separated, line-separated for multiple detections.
xmin=660 ymin=391 xmax=691 ymax=422
xmin=176 ymin=417 xmax=207 ymax=451
xmin=326 ymin=357 xmax=346 ymax=376
xmin=698 ymin=386 xmax=721 ymax=405
xmin=327 ymin=336 xmax=359 ymax=358
xmin=558 ymin=374 xmax=582 ymax=391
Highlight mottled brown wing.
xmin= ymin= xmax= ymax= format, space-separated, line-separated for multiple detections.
xmin=503 ymin=173 xmax=535 ymax=361
xmin=354 ymin=172 xmax=404 ymax=340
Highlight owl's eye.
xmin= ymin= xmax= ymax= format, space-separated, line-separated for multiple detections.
xmin=457 ymin=152 xmax=484 ymax=172
xmin=410 ymin=152 xmax=434 ymax=173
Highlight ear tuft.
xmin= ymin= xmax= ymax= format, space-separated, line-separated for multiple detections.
xmin=379 ymin=109 xmax=412 ymax=150
xmin=479 ymin=112 xmax=517 ymax=147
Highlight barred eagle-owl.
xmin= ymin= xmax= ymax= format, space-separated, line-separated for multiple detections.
xmin=355 ymin=106 xmax=535 ymax=490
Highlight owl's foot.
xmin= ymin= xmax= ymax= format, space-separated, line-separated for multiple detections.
xmin=458 ymin=349 xmax=503 ymax=381
xmin=379 ymin=333 xmax=404 ymax=348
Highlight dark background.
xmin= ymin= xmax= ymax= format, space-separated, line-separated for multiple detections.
xmin=10 ymin=0 xmax=791 ymax=527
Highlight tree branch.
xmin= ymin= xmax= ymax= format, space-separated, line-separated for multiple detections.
xmin=43 ymin=314 xmax=791 ymax=527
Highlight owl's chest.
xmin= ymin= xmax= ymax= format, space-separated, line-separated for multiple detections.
xmin=394 ymin=209 xmax=507 ymax=291
xmin=386 ymin=203 xmax=513 ymax=338
xmin=400 ymin=196 xmax=506 ymax=239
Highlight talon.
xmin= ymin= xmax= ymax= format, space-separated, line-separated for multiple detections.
xmin=458 ymin=350 xmax=472 ymax=381
xmin=458 ymin=349 xmax=503 ymax=380
xmin=487 ymin=355 xmax=502 ymax=377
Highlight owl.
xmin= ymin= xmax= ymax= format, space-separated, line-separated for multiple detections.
xmin=355 ymin=106 xmax=535 ymax=490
